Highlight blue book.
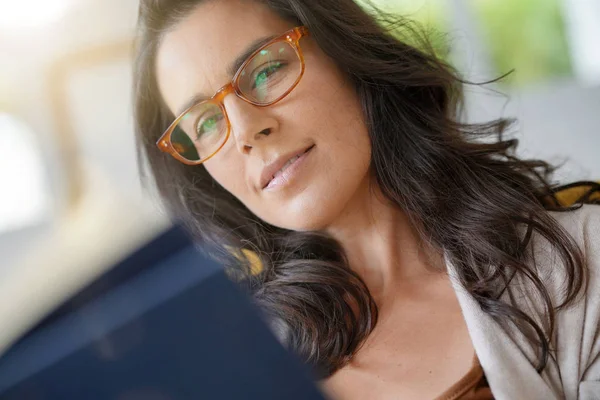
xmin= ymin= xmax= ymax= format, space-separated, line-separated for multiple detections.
xmin=0 ymin=226 xmax=326 ymax=400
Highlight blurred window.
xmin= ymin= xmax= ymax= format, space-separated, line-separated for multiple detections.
xmin=0 ymin=113 xmax=50 ymax=233
xmin=0 ymin=0 xmax=74 ymax=31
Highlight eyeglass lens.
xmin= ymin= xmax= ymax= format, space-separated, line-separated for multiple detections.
xmin=170 ymin=40 xmax=302 ymax=162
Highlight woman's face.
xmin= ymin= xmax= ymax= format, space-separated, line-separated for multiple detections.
xmin=155 ymin=0 xmax=372 ymax=231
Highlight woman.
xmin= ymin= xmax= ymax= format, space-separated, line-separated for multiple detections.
xmin=132 ymin=0 xmax=600 ymax=398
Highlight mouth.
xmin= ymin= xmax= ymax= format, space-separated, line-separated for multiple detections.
xmin=261 ymin=144 xmax=315 ymax=190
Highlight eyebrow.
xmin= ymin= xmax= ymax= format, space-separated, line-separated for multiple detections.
xmin=176 ymin=34 xmax=279 ymax=115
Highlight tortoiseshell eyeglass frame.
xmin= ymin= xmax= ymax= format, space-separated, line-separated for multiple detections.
xmin=156 ymin=26 xmax=310 ymax=165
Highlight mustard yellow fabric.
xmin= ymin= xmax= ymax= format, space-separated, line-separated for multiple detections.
xmin=554 ymin=182 xmax=600 ymax=206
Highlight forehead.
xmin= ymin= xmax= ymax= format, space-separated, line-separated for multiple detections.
xmin=155 ymin=0 xmax=295 ymax=116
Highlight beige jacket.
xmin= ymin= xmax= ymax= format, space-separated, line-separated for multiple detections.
xmin=448 ymin=204 xmax=600 ymax=400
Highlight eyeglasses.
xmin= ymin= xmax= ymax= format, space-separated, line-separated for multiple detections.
xmin=156 ymin=26 xmax=310 ymax=165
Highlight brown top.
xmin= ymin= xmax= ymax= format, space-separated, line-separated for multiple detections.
xmin=433 ymin=354 xmax=494 ymax=400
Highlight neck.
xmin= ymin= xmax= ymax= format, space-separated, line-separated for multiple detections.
xmin=323 ymin=179 xmax=445 ymax=306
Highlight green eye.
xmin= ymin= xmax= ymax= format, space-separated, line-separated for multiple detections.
xmin=203 ymin=118 xmax=217 ymax=130
xmin=253 ymin=62 xmax=283 ymax=89
xmin=196 ymin=114 xmax=222 ymax=138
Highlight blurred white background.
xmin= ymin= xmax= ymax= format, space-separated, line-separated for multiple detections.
xmin=0 ymin=0 xmax=163 ymax=270
xmin=0 ymin=0 xmax=598 ymax=350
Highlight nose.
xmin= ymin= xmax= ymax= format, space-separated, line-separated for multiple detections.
xmin=223 ymin=95 xmax=278 ymax=155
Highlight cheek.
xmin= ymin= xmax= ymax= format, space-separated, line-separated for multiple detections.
xmin=203 ymin=152 xmax=249 ymax=199
xmin=204 ymin=158 xmax=270 ymax=224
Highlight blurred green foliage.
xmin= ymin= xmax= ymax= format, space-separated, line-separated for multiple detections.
xmin=361 ymin=0 xmax=573 ymax=86
xmin=470 ymin=0 xmax=572 ymax=86
xmin=358 ymin=0 xmax=450 ymax=55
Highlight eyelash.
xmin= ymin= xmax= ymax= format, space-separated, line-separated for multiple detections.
xmin=250 ymin=61 xmax=286 ymax=89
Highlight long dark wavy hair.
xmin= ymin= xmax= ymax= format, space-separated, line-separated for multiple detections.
xmin=133 ymin=0 xmax=599 ymax=378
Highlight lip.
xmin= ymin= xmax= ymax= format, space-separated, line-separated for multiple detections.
xmin=260 ymin=144 xmax=315 ymax=190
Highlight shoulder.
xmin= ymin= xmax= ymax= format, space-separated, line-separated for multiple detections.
xmin=527 ymin=204 xmax=600 ymax=290
xmin=505 ymin=205 xmax=600 ymax=357
xmin=548 ymin=204 xmax=600 ymax=249
xmin=530 ymin=204 xmax=600 ymax=308
xmin=545 ymin=205 xmax=600 ymax=383
xmin=545 ymin=204 xmax=600 ymax=299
